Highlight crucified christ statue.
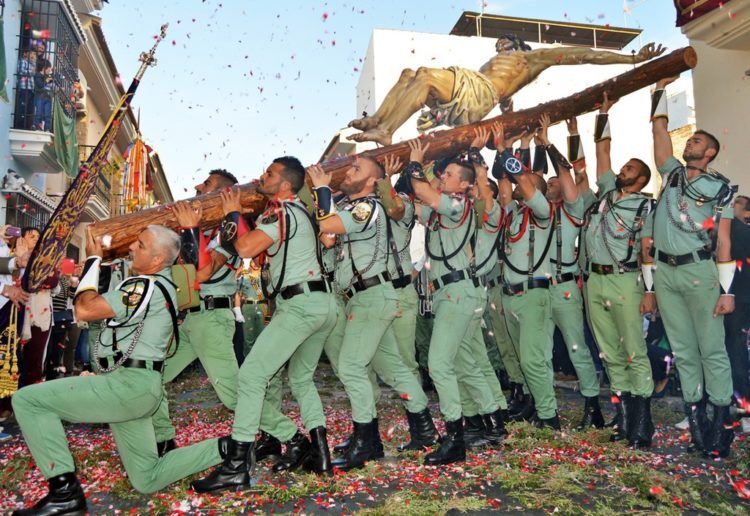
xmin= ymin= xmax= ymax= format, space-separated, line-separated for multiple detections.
xmin=348 ymin=35 xmax=666 ymax=146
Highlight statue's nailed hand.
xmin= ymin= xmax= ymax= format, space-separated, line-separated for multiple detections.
xmin=635 ymin=43 xmax=666 ymax=62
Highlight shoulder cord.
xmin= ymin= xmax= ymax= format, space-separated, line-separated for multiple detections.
xmin=93 ymin=304 xmax=148 ymax=374
xmin=474 ymin=215 xmax=503 ymax=273
xmin=426 ymin=199 xmax=476 ymax=273
xmin=345 ymin=198 xmax=383 ymax=285
xmin=501 ymin=207 xmax=555 ymax=277
xmin=600 ymin=191 xmax=650 ymax=271
xmin=261 ymin=206 xmax=291 ymax=299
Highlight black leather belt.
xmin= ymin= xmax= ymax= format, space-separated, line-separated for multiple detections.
xmin=556 ymin=272 xmax=578 ymax=283
xmin=188 ymin=295 xmax=233 ymax=313
xmin=347 ymin=272 xmax=391 ymax=297
xmin=485 ymin=275 xmax=502 ymax=289
xmin=279 ymin=279 xmax=329 ymax=300
xmin=590 ymin=262 xmax=638 ymax=275
xmin=655 ymin=249 xmax=711 ymax=267
xmin=431 ymin=270 xmax=481 ymax=291
xmin=502 ymin=278 xmax=550 ymax=296
xmin=98 ymin=356 xmax=164 ymax=372
xmin=392 ymin=275 xmax=411 ymax=289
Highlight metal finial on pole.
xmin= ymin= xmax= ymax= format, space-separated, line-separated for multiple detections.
xmin=135 ymin=22 xmax=168 ymax=81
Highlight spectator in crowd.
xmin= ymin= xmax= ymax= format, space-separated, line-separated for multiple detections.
xmin=726 ymin=195 xmax=750 ymax=431
xmin=33 ymin=64 xmax=54 ymax=132
xmin=17 ymin=228 xmax=59 ymax=388
xmin=14 ymin=49 xmax=35 ymax=129
xmin=46 ymin=265 xmax=78 ymax=379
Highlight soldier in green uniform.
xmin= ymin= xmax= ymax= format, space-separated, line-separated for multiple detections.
xmin=456 ymin=148 xmax=509 ymax=449
xmin=582 ymin=94 xmax=655 ymax=447
xmin=536 ymin=114 xmax=604 ymax=430
xmin=405 ymin=137 xmax=504 ymax=465
xmin=308 ymin=157 xmax=438 ymax=470
xmin=12 ymin=226 xmax=223 ymax=515
xmin=152 ymin=169 xmax=242 ymax=455
xmin=647 ymin=77 xmax=736 ymax=457
xmin=193 ymin=157 xmax=338 ymax=493
xmin=491 ymin=127 xmax=560 ymax=429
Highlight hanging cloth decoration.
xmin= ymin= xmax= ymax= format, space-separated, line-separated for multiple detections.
xmin=122 ymin=137 xmax=149 ymax=213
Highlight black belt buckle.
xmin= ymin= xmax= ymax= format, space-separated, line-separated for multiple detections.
xmin=204 ymin=295 xmax=215 ymax=310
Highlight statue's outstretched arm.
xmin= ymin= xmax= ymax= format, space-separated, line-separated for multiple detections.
xmin=528 ymin=43 xmax=665 ymax=71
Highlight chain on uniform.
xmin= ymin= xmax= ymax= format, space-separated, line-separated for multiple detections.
xmin=663 ymin=170 xmax=711 ymax=246
xmin=92 ymin=318 xmax=146 ymax=374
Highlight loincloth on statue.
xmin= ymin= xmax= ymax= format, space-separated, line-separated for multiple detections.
xmin=417 ymin=66 xmax=499 ymax=132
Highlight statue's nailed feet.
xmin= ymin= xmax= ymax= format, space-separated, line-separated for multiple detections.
xmin=348 ymin=127 xmax=393 ymax=146
xmin=348 ymin=115 xmax=380 ymax=131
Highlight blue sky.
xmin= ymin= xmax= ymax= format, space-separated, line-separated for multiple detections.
xmin=99 ymin=0 xmax=687 ymax=199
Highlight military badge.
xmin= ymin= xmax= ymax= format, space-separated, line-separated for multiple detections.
xmin=351 ymin=201 xmax=373 ymax=223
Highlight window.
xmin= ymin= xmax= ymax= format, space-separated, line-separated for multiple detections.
xmin=12 ymin=0 xmax=80 ymax=132
xmin=2 ymin=191 xmax=52 ymax=230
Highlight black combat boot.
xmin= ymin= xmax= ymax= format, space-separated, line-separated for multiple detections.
xmin=334 ymin=417 xmax=384 ymax=458
xmin=532 ymin=413 xmax=561 ymax=430
xmin=506 ymin=383 xmax=525 ymax=416
xmin=463 ymin=415 xmax=490 ymax=449
xmin=482 ymin=409 xmax=508 ymax=444
xmin=577 ymin=396 xmax=605 ymax=430
xmin=424 ymin=418 xmax=466 ymax=465
xmin=609 ymin=393 xmax=632 ymax=442
xmin=191 ymin=438 xmax=255 ymax=493
xmin=12 ymin=472 xmax=87 ymax=516
xmin=629 ymin=396 xmax=654 ymax=448
xmin=421 ymin=367 xmax=435 ymax=392
xmin=303 ymin=427 xmax=332 ymax=475
xmin=272 ymin=431 xmax=311 ymax=472
xmin=397 ymin=408 xmax=440 ymax=451
xmin=509 ymin=394 xmax=535 ymax=422
xmin=704 ymin=404 xmax=735 ymax=459
xmin=156 ymin=438 xmax=176 ymax=457
xmin=255 ymin=430 xmax=282 ymax=462
xmin=332 ymin=425 xmax=353 ymax=455
xmin=685 ymin=400 xmax=709 ymax=453
xmin=331 ymin=420 xmax=377 ymax=471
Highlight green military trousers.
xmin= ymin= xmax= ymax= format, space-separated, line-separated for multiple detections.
xmin=654 ymin=259 xmax=732 ymax=406
xmin=415 ymin=313 xmax=433 ymax=371
xmin=457 ymin=322 xmax=509 ymax=417
xmin=502 ymin=287 xmax=557 ymax=419
xmin=391 ymin=284 xmax=421 ymax=383
xmin=153 ymin=308 xmax=239 ymax=442
xmin=429 ymin=280 xmax=487 ymax=422
xmin=334 ymin=284 xmax=428 ymax=423
xmin=12 ymin=369 xmax=221 ymax=493
xmin=487 ymin=285 xmax=526 ymax=388
xmin=232 ymin=291 xmax=337 ymax=442
xmin=585 ymin=272 xmax=653 ymax=397
xmin=241 ymin=302 xmax=266 ymax=356
xmin=550 ymin=280 xmax=600 ymax=397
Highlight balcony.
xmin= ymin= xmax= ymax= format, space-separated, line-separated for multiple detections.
xmin=10 ymin=0 xmax=82 ymax=174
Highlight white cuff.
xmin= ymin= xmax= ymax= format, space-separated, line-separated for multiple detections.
xmin=718 ymin=261 xmax=736 ymax=295
xmin=641 ymin=262 xmax=654 ymax=292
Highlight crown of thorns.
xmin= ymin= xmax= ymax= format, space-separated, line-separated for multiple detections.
xmin=499 ymin=33 xmax=531 ymax=51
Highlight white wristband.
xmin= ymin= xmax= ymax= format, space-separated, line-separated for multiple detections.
xmin=641 ymin=262 xmax=654 ymax=292
xmin=718 ymin=260 xmax=736 ymax=295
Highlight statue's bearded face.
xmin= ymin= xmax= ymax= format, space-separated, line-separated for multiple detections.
xmin=496 ymin=38 xmax=516 ymax=54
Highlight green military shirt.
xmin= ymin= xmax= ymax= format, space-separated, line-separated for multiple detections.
xmin=99 ymin=267 xmax=177 ymax=362
xmin=386 ymin=194 xmax=415 ymax=280
xmin=475 ymin=200 xmax=502 ymax=277
xmin=583 ymin=170 xmax=651 ymax=268
xmin=200 ymin=230 xmax=241 ymax=297
xmin=550 ymin=197 xmax=584 ymax=277
xmin=418 ymin=193 xmax=475 ymax=281
xmin=502 ymin=190 xmax=553 ymax=285
xmin=334 ymin=195 xmax=390 ymax=290
xmin=652 ymin=156 xmax=733 ymax=255
xmin=256 ymin=198 xmax=323 ymax=293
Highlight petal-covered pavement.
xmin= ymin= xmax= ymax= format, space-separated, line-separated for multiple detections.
xmin=2 ymin=364 xmax=749 ymax=514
